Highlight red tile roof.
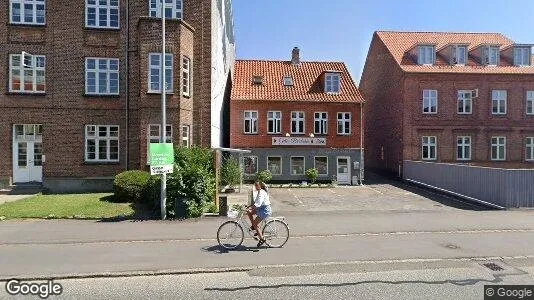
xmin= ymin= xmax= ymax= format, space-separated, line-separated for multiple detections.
xmin=376 ymin=31 xmax=534 ymax=74
xmin=232 ymin=60 xmax=364 ymax=103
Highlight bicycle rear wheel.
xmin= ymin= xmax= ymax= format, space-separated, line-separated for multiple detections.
xmin=262 ymin=219 xmax=289 ymax=248
xmin=217 ymin=221 xmax=244 ymax=250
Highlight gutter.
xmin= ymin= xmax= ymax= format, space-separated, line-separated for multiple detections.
xmin=125 ymin=0 xmax=130 ymax=170
xmin=359 ymin=102 xmax=364 ymax=185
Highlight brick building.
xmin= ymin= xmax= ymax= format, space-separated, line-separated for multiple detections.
xmin=0 ymin=0 xmax=235 ymax=192
xmin=360 ymin=31 xmax=534 ymax=175
xmin=230 ymin=48 xmax=365 ymax=185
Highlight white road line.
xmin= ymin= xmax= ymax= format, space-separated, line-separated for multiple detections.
xmin=365 ymin=186 xmax=384 ymax=195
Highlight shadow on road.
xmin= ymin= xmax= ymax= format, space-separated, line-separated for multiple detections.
xmin=202 ymin=245 xmax=261 ymax=254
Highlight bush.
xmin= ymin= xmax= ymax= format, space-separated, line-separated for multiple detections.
xmin=113 ymin=170 xmax=151 ymax=203
xmin=167 ymin=166 xmax=215 ymax=218
xmin=174 ymin=146 xmax=214 ymax=174
xmin=256 ymin=169 xmax=272 ymax=183
xmin=221 ymin=156 xmax=242 ymax=188
xmin=305 ymin=168 xmax=319 ymax=183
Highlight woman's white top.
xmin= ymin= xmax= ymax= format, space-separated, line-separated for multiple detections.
xmin=253 ymin=189 xmax=271 ymax=208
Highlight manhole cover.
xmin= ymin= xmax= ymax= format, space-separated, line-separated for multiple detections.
xmin=483 ymin=263 xmax=504 ymax=271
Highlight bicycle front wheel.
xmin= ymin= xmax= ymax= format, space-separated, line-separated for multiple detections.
xmin=217 ymin=221 xmax=244 ymax=250
xmin=262 ymin=219 xmax=289 ymax=248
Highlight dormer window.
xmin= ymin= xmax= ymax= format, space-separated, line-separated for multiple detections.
xmin=514 ymin=47 xmax=531 ymax=66
xmin=418 ymin=45 xmax=435 ymax=65
xmin=483 ymin=46 xmax=500 ymax=66
xmin=325 ymin=73 xmax=340 ymax=94
xmin=283 ymin=76 xmax=293 ymax=86
xmin=252 ymin=76 xmax=263 ymax=85
xmin=452 ymin=45 xmax=467 ymax=65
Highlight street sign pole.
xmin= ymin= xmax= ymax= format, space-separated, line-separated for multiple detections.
xmin=160 ymin=0 xmax=167 ymax=220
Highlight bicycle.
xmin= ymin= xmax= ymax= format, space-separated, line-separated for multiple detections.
xmin=217 ymin=204 xmax=289 ymax=250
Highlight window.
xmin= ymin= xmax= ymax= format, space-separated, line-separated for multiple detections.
xmin=492 ymin=90 xmax=507 ymax=115
xmin=527 ymin=91 xmax=534 ymax=115
xmin=85 ymin=58 xmax=119 ymax=95
xmin=267 ymin=157 xmax=282 ymax=175
xmin=243 ymin=156 xmax=258 ymax=175
xmin=418 ymin=45 xmax=435 ymax=65
xmin=314 ymin=156 xmax=328 ymax=175
xmin=267 ymin=111 xmax=281 ymax=134
xmin=457 ymin=136 xmax=471 ymax=161
xmin=283 ymin=76 xmax=293 ymax=86
xmin=483 ymin=46 xmax=500 ymax=66
xmin=290 ymin=157 xmax=305 ymax=175
xmin=527 ymin=137 xmax=534 ymax=161
xmin=244 ymin=111 xmax=258 ymax=134
xmin=291 ymin=111 xmax=305 ymax=134
xmin=491 ymin=137 xmax=506 ymax=161
xmin=325 ymin=73 xmax=340 ymax=94
xmin=147 ymin=124 xmax=172 ymax=162
xmin=423 ymin=90 xmax=437 ymax=114
xmin=457 ymin=90 xmax=473 ymax=114
xmin=181 ymin=125 xmax=190 ymax=148
xmin=148 ymin=53 xmax=173 ymax=93
xmin=85 ymin=125 xmax=119 ymax=162
xmin=252 ymin=76 xmax=263 ymax=85
xmin=182 ymin=56 xmax=190 ymax=96
xmin=149 ymin=0 xmax=182 ymax=19
xmin=314 ymin=112 xmax=328 ymax=134
xmin=514 ymin=47 xmax=531 ymax=66
xmin=9 ymin=54 xmax=45 ymax=93
xmin=452 ymin=45 xmax=467 ymax=65
xmin=86 ymin=0 xmax=119 ymax=29
xmin=10 ymin=0 xmax=45 ymax=25
xmin=422 ymin=136 xmax=437 ymax=160
xmin=337 ymin=112 xmax=351 ymax=135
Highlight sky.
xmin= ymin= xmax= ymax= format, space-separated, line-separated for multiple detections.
xmin=232 ymin=0 xmax=534 ymax=83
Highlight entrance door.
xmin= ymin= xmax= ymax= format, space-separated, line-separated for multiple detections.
xmin=13 ymin=125 xmax=43 ymax=183
xmin=336 ymin=156 xmax=351 ymax=184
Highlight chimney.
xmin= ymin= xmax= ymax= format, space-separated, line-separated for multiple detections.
xmin=291 ymin=47 xmax=300 ymax=65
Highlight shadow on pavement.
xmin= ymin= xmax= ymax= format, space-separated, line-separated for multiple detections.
xmin=202 ymin=245 xmax=261 ymax=254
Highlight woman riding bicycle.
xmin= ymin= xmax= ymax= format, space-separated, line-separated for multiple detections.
xmin=247 ymin=181 xmax=272 ymax=247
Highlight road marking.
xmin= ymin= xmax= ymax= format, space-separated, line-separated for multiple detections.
xmin=327 ymin=189 xmax=336 ymax=194
xmin=365 ymin=186 xmax=384 ymax=195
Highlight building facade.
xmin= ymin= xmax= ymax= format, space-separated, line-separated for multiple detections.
xmin=230 ymin=48 xmax=365 ymax=185
xmin=360 ymin=31 xmax=534 ymax=175
xmin=0 ymin=0 xmax=235 ymax=192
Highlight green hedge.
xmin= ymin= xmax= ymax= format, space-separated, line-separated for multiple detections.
xmin=113 ymin=170 xmax=152 ymax=203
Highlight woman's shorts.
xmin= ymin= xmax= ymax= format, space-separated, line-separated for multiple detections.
xmin=256 ymin=205 xmax=272 ymax=220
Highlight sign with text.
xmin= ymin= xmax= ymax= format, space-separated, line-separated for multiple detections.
xmin=272 ymin=137 xmax=326 ymax=146
xmin=149 ymin=143 xmax=174 ymax=175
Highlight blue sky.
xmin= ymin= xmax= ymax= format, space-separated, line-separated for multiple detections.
xmin=233 ymin=0 xmax=534 ymax=83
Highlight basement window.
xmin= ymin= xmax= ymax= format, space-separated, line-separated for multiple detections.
xmin=253 ymin=76 xmax=263 ymax=85
xmin=283 ymin=76 xmax=293 ymax=86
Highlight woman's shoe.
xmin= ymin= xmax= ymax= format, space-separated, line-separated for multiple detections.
xmin=257 ymin=238 xmax=266 ymax=247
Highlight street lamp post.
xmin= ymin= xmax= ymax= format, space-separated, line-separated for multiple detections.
xmin=160 ymin=0 xmax=167 ymax=220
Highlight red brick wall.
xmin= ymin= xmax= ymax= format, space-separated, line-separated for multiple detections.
xmin=230 ymin=100 xmax=363 ymax=149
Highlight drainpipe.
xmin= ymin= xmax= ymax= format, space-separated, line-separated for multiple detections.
xmin=125 ymin=0 xmax=130 ymax=170
xmin=359 ymin=102 xmax=364 ymax=185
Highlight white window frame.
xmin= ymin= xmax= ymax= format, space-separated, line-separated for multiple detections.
xmin=243 ymin=111 xmax=258 ymax=134
xmin=149 ymin=0 xmax=182 ymax=19
xmin=10 ymin=0 xmax=46 ymax=25
xmin=148 ymin=53 xmax=173 ymax=93
xmin=452 ymin=45 xmax=467 ymax=65
xmin=422 ymin=136 xmax=437 ymax=161
xmin=418 ymin=45 xmax=435 ymax=65
xmin=267 ymin=156 xmax=282 ymax=175
xmin=314 ymin=112 xmax=328 ymax=134
xmin=291 ymin=111 xmax=305 ymax=134
xmin=290 ymin=156 xmax=305 ymax=176
xmin=527 ymin=91 xmax=534 ymax=115
xmin=423 ymin=89 xmax=438 ymax=114
xmin=283 ymin=76 xmax=294 ymax=86
xmin=491 ymin=136 xmax=506 ymax=161
xmin=243 ymin=156 xmax=258 ymax=175
xmin=457 ymin=90 xmax=473 ymax=114
xmin=492 ymin=90 xmax=507 ymax=115
xmin=85 ymin=58 xmax=119 ymax=95
xmin=337 ymin=112 xmax=351 ymax=135
xmin=527 ymin=137 xmax=534 ymax=161
xmin=85 ymin=125 xmax=119 ymax=162
xmin=483 ymin=46 xmax=500 ymax=66
xmin=85 ymin=0 xmax=119 ymax=29
xmin=9 ymin=54 xmax=46 ymax=93
xmin=182 ymin=56 xmax=190 ymax=96
xmin=325 ymin=73 xmax=341 ymax=94
xmin=147 ymin=124 xmax=172 ymax=163
xmin=457 ymin=136 xmax=471 ymax=161
xmin=314 ymin=156 xmax=328 ymax=176
xmin=514 ymin=47 xmax=531 ymax=66
xmin=267 ymin=111 xmax=281 ymax=134
xmin=181 ymin=125 xmax=190 ymax=148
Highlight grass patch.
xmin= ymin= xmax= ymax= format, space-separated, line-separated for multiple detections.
xmin=0 ymin=193 xmax=135 ymax=220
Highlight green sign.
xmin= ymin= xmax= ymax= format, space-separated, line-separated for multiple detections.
xmin=149 ymin=143 xmax=174 ymax=175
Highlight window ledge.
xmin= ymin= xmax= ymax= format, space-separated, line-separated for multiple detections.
xmin=147 ymin=92 xmax=175 ymax=95
xmin=84 ymin=27 xmax=120 ymax=31
xmin=83 ymin=161 xmax=120 ymax=165
xmin=84 ymin=94 xmax=120 ymax=98
xmin=9 ymin=23 xmax=46 ymax=28
xmin=183 ymin=93 xmax=191 ymax=98
xmin=6 ymin=92 xmax=46 ymax=96
xmin=243 ymin=133 xmax=259 ymax=135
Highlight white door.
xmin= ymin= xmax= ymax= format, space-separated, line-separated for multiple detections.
xmin=13 ymin=125 xmax=43 ymax=183
xmin=336 ymin=157 xmax=351 ymax=184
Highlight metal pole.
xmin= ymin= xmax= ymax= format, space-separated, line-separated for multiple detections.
xmin=160 ymin=0 xmax=167 ymax=220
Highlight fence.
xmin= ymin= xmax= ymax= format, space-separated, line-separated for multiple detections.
xmin=403 ymin=160 xmax=534 ymax=208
